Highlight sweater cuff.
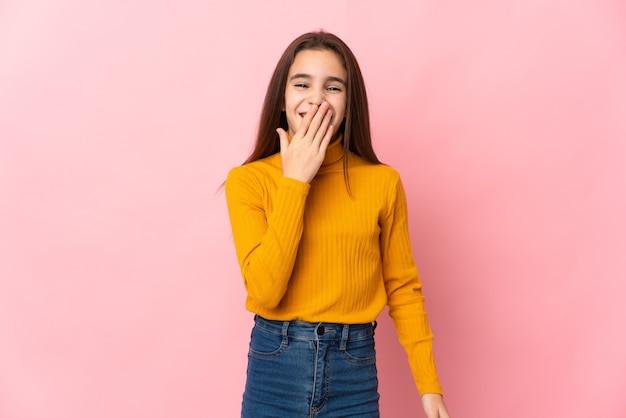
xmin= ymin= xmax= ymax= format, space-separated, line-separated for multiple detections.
xmin=278 ymin=176 xmax=311 ymax=193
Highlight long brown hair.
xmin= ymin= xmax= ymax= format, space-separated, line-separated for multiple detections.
xmin=244 ymin=31 xmax=381 ymax=173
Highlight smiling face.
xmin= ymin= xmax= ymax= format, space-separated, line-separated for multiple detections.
xmin=283 ymin=49 xmax=347 ymax=139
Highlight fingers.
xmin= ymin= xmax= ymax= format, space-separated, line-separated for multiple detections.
xmin=306 ymin=102 xmax=331 ymax=141
xmin=277 ymin=112 xmax=331 ymax=155
xmin=294 ymin=102 xmax=333 ymax=143
xmin=312 ymin=106 xmax=333 ymax=146
xmin=317 ymin=123 xmax=333 ymax=156
xmin=297 ymin=104 xmax=319 ymax=137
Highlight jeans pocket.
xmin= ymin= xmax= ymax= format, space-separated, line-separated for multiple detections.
xmin=248 ymin=324 xmax=286 ymax=359
xmin=342 ymin=335 xmax=376 ymax=364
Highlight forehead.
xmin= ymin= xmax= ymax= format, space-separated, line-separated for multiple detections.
xmin=288 ymin=49 xmax=347 ymax=78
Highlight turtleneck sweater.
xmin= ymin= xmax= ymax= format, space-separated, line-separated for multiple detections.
xmin=225 ymin=138 xmax=442 ymax=395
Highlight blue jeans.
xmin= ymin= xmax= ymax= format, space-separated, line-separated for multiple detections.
xmin=241 ymin=315 xmax=380 ymax=417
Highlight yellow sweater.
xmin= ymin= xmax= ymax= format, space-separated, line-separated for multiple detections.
xmin=225 ymin=138 xmax=442 ymax=395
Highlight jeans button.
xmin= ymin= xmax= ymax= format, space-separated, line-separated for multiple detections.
xmin=316 ymin=325 xmax=325 ymax=335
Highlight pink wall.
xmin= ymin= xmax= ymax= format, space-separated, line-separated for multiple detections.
xmin=1 ymin=1 xmax=625 ymax=417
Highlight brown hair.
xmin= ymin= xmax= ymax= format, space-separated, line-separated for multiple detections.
xmin=243 ymin=31 xmax=381 ymax=173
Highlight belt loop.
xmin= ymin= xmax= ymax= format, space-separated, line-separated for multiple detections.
xmin=281 ymin=321 xmax=289 ymax=347
xmin=372 ymin=320 xmax=378 ymax=332
xmin=339 ymin=324 xmax=349 ymax=351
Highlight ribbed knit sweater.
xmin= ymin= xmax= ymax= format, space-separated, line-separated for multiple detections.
xmin=225 ymin=138 xmax=442 ymax=395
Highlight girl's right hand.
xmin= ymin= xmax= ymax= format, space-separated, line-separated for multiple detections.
xmin=277 ymin=102 xmax=334 ymax=184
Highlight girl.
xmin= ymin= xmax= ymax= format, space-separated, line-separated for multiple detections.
xmin=225 ymin=31 xmax=450 ymax=418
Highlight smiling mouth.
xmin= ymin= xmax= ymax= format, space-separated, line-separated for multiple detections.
xmin=298 ymin=110 xmax=332 ymax=120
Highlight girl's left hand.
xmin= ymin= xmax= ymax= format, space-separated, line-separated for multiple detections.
xmin=421 ymin=393 xmax=451 ymax=418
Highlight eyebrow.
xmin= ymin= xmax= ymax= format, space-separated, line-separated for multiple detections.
xmin=289 ymin=73 xmax=347 ymax=86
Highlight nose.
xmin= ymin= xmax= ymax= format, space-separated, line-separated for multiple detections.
xmin=308 ymin=91 xmax=324 ymax=106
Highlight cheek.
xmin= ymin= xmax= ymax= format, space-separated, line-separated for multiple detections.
xmin=332 ymin=100 xmax=347 ymax=121
xmin=283 ymin=91 xmax=296 ymax=111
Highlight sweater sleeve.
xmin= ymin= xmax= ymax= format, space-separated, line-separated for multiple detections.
xmin=225 ymin=166 xmax=310 ymax=309
xmin=380 ymin=173 xmax=443 ymax=396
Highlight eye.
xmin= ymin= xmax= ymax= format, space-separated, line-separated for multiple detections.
xmin=327 ymin=86 xmax=343 ymax=92
xmin=294 ymin=83 xmax=308 ymax=89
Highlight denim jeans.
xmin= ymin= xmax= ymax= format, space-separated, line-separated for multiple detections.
xmin=241 ymin=315 xmax=380 ymax=418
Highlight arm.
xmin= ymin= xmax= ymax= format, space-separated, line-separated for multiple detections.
xmin=225 ymin=104 xmax=334 ymax=308
xmin=225 ymin=169 xmax=309 ymax=309
xmin=380 ymin=173 xmax=443 ymax=395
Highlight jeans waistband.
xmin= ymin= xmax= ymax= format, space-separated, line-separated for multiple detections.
xmin=254 ymin=315 xmax=376 ymax=344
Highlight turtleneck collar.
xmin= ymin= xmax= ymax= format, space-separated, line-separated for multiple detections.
xmin=322 ymin=134 xmax=344 ymax=167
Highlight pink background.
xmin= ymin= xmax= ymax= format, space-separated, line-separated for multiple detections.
xmin=1 ymin=1 xmax=625 ymax=417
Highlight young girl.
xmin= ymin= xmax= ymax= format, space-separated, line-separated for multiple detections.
xmin=225 ymin=31 xmax=450 ymax=418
